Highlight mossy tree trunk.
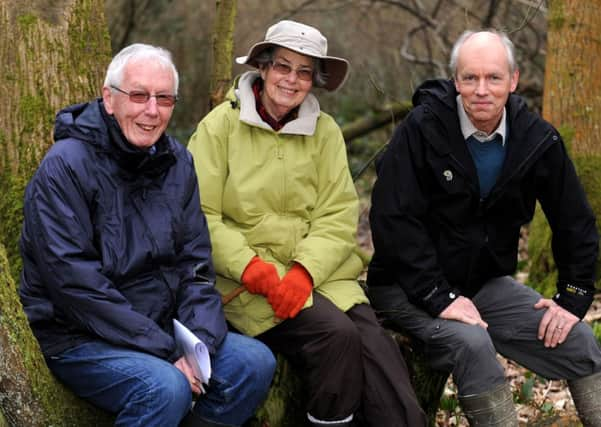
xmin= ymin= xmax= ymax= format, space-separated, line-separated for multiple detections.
xmin=0 ymin=1 xmax=113 ymax=425
xmin=529 ymin=0 xmax=601 ymax=296
xmin=209 ymin=0 xmax=237 ymax=109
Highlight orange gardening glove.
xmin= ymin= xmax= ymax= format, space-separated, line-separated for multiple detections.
xmin=241 ymin=256 xmax=280 ymax=296
xmin=268 ymin=263 xmax=313 ymax=319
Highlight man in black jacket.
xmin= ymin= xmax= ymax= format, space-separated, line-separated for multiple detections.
xmin=368 ymin=30 xmax=601 ymax=425
xmin=19 ymin=43 xmax=275 ymax=427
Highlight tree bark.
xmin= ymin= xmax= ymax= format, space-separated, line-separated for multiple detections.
xmin=210 ymin=0 xmax=237 ymax=109
xmin=0 ymin=1 xmax=113 ymax=424
xmin=0 ymin=0 xmax=112 ymax=281
xmin=529 ymin=0 xmax=601 ymax=294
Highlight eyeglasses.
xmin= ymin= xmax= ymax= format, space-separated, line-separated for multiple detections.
xmin=110 ymin=85 xmax=178 ymax=107
xmin=269 ymin=61 xmax=314 ymax=81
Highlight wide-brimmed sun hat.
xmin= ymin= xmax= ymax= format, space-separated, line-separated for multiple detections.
xmin=235 ymin=20 xmax=350 ymax=91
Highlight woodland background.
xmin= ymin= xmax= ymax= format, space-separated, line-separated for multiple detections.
xmin=0 ymin=0 xmax=600 ymax=426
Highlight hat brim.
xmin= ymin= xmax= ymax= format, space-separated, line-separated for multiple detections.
xmin=235 ymin=41 xmax=349 ymax=92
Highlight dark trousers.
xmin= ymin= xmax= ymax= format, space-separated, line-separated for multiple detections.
xmin=257 ymin=293 xmax=426 ymax=427
xmin=368 ymin=276 xmax=601 ymax=396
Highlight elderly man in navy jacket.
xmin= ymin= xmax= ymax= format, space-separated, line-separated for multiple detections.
xmin=368 ymin=30 xmax=601 ymax=426
xmin=19 ymin=43 xmax=275 ymax=427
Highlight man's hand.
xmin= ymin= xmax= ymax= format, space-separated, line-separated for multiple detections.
xmin=534 ymin=298 xmax=579 ymax=348
xmin=439 ymin=296 xmax=488 ymax=329
xmin=174 ymin=357 xmax=203 ymax=396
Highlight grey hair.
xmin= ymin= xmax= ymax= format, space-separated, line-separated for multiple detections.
xmin=253 ymin=46 xmax=328 ymax=88
xmin=449 ymin=30 xmax=517 ymax=77
xmin=103 ymin=43 xmax=179 ymax=94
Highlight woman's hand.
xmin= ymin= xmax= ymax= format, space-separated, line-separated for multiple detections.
xmin=241 ymin=256 xmax=280 ymax=296
xmin=268 ymin=263 xmax=312 ymax=319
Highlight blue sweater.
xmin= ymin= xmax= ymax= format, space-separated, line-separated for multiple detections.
xmin=465 ymin=134 xmax=506 ymax=198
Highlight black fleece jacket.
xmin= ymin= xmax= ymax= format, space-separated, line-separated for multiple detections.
xmin=367 ymin=79 xmax=598 ymax=319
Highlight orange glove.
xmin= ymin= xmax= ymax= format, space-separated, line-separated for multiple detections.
xmin=268 ymin=263 xmax=313 ymax=319
xmin=241 ymin=256 xmax=280 ymax=296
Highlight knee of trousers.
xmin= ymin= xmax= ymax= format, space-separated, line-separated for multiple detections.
xmin=236 ymin=340 xmax=277 ymax=395
xmin=449 ymin=326 xmax=505 ymax=393
xmin=560 ymin=322 xmax=601 ymax=379
xmin=137 ymin=366 xmax=192 ymax=415
xmin=324 ymin=316 xmax=363 ymax=355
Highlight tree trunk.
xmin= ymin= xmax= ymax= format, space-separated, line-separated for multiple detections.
xmin=529 ymin=0 xmax=601 ymax=295
xmin=0 ymin=0 xmax=112 ymax=281
xmin=0 ymin=1 xmax=113 ymax=424
xmin=210 ymin=0 xmax=237 ymax=109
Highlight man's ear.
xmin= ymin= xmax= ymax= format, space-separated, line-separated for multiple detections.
xmin=510 ymin=69 xmax=520 ymax=93
xmin=102 ymin=86 xmax=114 ymax=114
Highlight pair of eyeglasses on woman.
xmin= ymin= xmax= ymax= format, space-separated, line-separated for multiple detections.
xmin=110 ymin=85 xmax=178 ymax=107
xmin=269 ymin=61 xmax=314 ymax=81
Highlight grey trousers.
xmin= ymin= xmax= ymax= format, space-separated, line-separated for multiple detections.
xmin=368 ymin=276 xmax=601 ymax=395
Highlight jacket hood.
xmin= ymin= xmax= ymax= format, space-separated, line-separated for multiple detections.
xmin=411 ymin=78 xmax=532 ymax=127
xmin=54 ymin=99 xmax=107 ymax=145
xmin=412 ymin=79 xmax=458 ymax=111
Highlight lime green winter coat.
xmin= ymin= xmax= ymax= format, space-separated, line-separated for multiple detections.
xmin=188 ymin=71 xmax=368 ymax=336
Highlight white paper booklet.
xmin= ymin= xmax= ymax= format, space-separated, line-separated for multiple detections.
xmin=173 ymin=319 xmax=212 ymax=389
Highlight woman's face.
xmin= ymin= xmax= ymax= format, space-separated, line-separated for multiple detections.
xmin=260 ymin=47 xmax=314 ymax=121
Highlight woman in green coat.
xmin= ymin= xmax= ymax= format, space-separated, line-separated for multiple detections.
xmin=188 ymin=20 xmax=425 ymax=427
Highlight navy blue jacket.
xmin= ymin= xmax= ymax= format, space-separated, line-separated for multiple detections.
xmin=19 ymin=99 xmax=227 ymax=359
xmin=368 ymin=80 xmax=598 ymax=319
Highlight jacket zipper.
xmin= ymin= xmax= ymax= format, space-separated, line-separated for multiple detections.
xmin=485 ymin=130 xmax=555 ymax=209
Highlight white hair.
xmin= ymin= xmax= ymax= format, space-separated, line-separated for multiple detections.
xmin=449 ymin=30 xmax=517 ymax=77
xmin=103 ymin=43 xmax=179 ymax=94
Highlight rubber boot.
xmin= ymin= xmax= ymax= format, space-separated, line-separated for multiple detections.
xmin=568 ymin=371 xmax=601 ymax=427
xmin=459 ymin=382 xmax=518 ymax=426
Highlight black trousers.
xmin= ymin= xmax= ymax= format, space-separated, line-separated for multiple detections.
xmin=257 ymin=293 xmax=426 ymax=427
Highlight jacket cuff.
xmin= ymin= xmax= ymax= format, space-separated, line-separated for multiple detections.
xmin=421 ymin=284 xmax=462 ymax=317
xmin=553 ymin=282 xmax=594 ymax=319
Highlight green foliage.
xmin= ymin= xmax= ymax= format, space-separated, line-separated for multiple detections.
xmin=517 ymin=374 xmax=536 ymax=403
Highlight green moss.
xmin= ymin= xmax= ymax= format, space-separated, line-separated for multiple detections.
xmin=16 ymin=13 xmax=38 ymax=31
xmin=557 ymin=124 xmax=575 ymax=151
xmin=249 ymin=355 xmax=306 ymax=427
xmin=547 ymin=0 xmax=566 ymax=31
xmin=0 ymin=173 xmax=26 ymax=284
xmin=18 ymin=95 xmax=52 ymax=135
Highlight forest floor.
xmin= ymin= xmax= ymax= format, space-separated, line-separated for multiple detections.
xmin=356 ymin=201 xmax=600 ymax=426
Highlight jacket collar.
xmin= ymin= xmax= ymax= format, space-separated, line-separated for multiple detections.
xmin=413 ymin=79 xmax=556 ymax=198
xmin=54 ymin=99 xmax=176 ymax=178
xmin=235 ymin=71 xmax=321 ymax=136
